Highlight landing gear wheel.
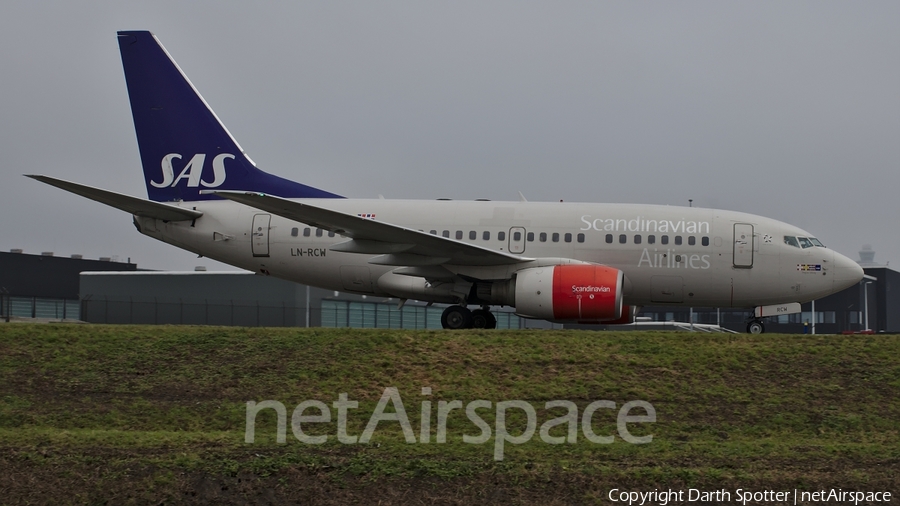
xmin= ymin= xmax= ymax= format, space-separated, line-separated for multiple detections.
xmin=441 ymin=305 xmax=473 ymax=329
xmin=471 ymin=309 xmax=497 ymax=329
xmin=747 ymin=320 xmax=765 ymax=334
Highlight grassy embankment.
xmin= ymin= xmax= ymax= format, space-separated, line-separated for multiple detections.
xmin=0 ymin=324 xmax=898 ymax=504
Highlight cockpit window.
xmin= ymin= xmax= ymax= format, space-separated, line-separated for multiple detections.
xmin=785 ymin=235 xmax=825 ymax=249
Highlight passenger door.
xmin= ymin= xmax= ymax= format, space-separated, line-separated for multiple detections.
xmin=733 ymin=223 xmax=753 ymax=268
xmin=251 ymin=214 xmax=271 ymax=257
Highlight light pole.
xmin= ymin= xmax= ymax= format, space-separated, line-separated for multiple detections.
xmin=811 ymin=299 xmax=815 ymax=335
xmin=861 ymin=274 xmax=877 ymax=332
xmin=305 ymin=285 xmax=310 ymax=328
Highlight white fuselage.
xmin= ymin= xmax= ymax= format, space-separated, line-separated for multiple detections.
xmin=135 ymin=199 xmax=862 ymax=310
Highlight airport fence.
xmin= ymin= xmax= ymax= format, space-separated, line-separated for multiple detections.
xmin=80 ymin=296 xmax=305 ymax=327
xmin=319 ymin=300 xmax=524 ymax=330
xmin=77 ymin=296 xmax=525 ymax=329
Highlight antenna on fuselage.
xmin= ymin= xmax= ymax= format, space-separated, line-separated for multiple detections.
xmin=689 ymin=199 xmax=693 ymax=207
xmin=518 ymin=191 xmax=527 ymax=202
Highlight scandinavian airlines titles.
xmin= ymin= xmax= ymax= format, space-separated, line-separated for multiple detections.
xmin=579 ymin=215 xmax=713 ymax=270
xmin=580 ymin=215 xmax=710 ymax=234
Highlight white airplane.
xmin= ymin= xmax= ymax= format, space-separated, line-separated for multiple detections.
xmin=28 ymin=31 xmax=864 ymax=333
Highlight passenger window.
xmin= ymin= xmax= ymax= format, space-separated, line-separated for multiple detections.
xmin=315 ymin=229 xmax=323 ymax=237
xmin=798 ymin=237 xmax=814 ymax=249
xmin=291 ymin=227 xmax=299 ymax=237
xmin=539 ymin=232 xmax=547 ymax=242
xmin=577 ymin=233 xmax=585 ymax=243
xmin=661 ymin=235 xmax=669 ymax=245
xmin=564 ymin=233 xmax=572 ymax=243
xmin=513 ymin=231 xmax=521 ymax=241
xmin=430 ymin=230 xmax=437 ymax=235
xmin=527 ymin=232 xmax=534 ymax=242
xmin=619 ymin=234 xmax=627 ymax=244
xmin=606 ymin=234 xmax=613 ymax=244
xmin=648 ymin=235 xmax=656 ymax=244
xmin=688 ymin=236 xmax=695 ymax=246
xmin=303 ymin=228 xmax=311 ymax=237
xmin=634 ymin=235 xmax=641 ymax=244
xmin=483 ymin=231 xmax=490 ymax=240
xmin=498 ymin=231 xmax=506 ymax=241
xmin=442 ymin=230 xmax=450 ymax=238
xmin=784 ymin=236 xmax=799 ymax=248
xmin=675 ymin=236 xmax=683 ymax=245
xmin=469 ymin=231 xmax=476 ymax=240
xmin=328 ymin=231 xmax=335 ymax=237
xmin=456 ymin=231 xmax=463 ymax=240
xmin=552 ymin=233 xmax=559 ymax=242
xmin=701 ymin=236 xmax=709 ymax=246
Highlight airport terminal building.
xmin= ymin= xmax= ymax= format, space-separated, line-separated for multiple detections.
xmin=76 ymin=270 xmax=529 ymax=329
xmin=0 ymin=250 xmax=137 ymax=320
xmin=1 ymin=248 xmax=895 ymax=333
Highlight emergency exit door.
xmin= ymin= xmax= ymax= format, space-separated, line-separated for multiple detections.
xmin=508 ymin=227 xmax=526 ymax=254
xmin=733 ymin=223 xmax=753 ymax=268
xmin=252 ymin=214 xmax=271 ymax=257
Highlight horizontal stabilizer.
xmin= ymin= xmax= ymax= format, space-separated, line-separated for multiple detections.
xmin=26 ymin=175 xmax=202 ymax=221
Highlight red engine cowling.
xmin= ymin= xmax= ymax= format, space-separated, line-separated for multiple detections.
xmin=514 ymin=265 xmax=624 ymax=321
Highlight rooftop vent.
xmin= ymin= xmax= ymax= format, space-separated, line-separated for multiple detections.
xmin=41 ymin=252 xmax=54 ymax=257
xmin=9 ymin=249 xmax=23 ymax=254
xmin=194 ymin=266 xmax=207 ymax=271
xmin=70 ymin=254 xmax=83 ymax=259
xmin=99 ymin=257 xmax=111 ymax=262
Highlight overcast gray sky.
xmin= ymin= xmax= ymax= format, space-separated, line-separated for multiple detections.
xmin=2 ymin=1 xmax=897 ymax=271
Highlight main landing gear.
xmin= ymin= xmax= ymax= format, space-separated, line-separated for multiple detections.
xmin=441 ymin=305 xmax=497 ymax=329
xmin=746 ymin=319 xmax=765 ymax=334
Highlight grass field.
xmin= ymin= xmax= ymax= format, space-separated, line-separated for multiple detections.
xmin=0 ymin=324 xmax=898 ymax=505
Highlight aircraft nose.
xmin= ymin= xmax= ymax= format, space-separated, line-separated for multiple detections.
xmin=832 ymin=250 xmax=864 ymax=292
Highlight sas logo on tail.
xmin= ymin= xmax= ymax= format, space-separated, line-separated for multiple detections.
xmin=151 ymin=153 xmax=234 ymax=188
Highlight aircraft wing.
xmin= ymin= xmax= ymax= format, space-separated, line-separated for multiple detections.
xmin=26 ymin=175 xmax=203 ymax=221
xmin=211 ymin=191 xmax=532 ymax=266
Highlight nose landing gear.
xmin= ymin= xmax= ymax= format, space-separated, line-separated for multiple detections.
xmin=746 ymin=319 xmax=765 ymax=334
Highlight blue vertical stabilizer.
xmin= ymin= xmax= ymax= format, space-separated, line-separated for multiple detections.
xmin=117 ymin=31 xmax=342 ymax=202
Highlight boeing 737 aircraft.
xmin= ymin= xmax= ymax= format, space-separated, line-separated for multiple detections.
xmin=28 ymin=31 xmax=864 ymax=332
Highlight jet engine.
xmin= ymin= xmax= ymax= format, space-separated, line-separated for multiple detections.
xmin=514 ymin=264 xmax=624 ymax=321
